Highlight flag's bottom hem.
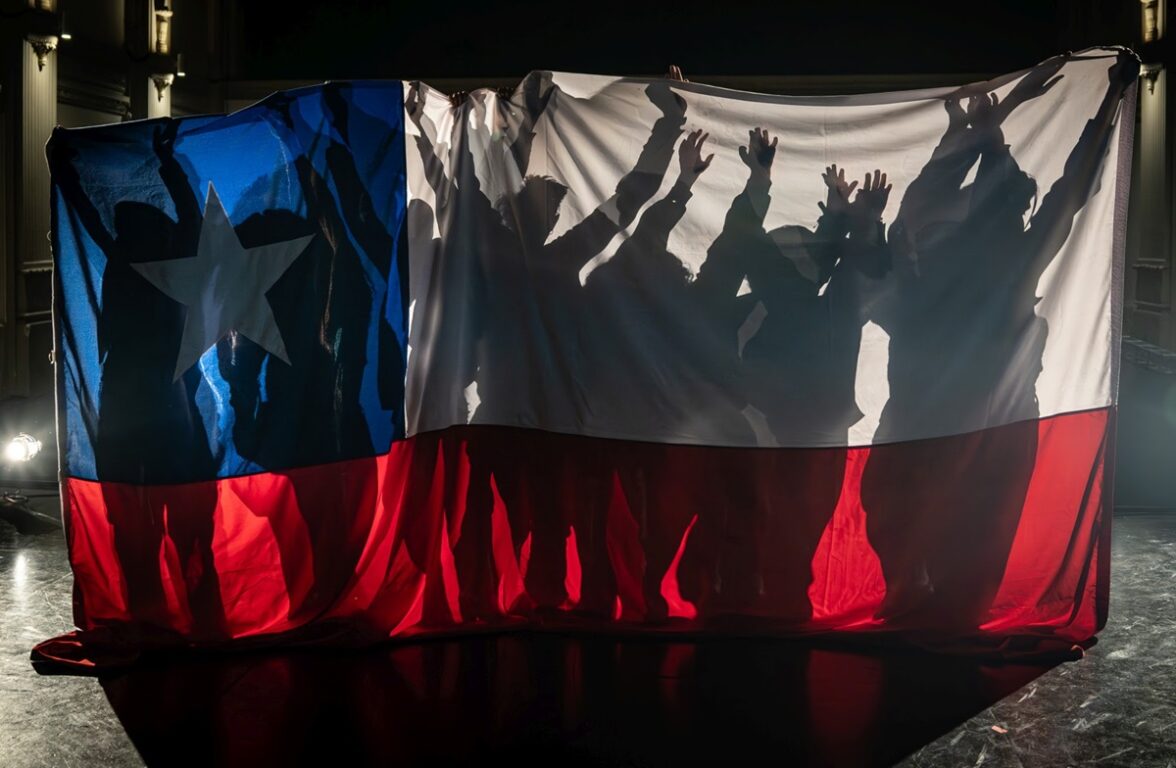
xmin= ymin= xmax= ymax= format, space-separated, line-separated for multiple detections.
xmin=31 ymin=618 xmax=1090 ymax=676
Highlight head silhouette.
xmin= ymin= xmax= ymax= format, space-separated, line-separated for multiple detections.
xmin=1010 ymin=170 xmax=1038 ymax=224
xmin=407 ymin=199 xmax=437 ymax=241
xmin=982 ymin=163 xmax=1038 ymax=233
xmin=498 ymin=175 xmax=568 ymax=249
xmin=114 ymin=201 xmax=177 ymax=257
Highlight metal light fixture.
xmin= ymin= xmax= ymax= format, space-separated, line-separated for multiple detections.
xmin=149 ymin=2 xmax=178 ymax=100
xmin=154 ymin=0 xmax=173 ymax=54
xmin=1141 ymin=0 xmax=1163 ymax=43
xmin=151 ymin=72 xmax=174 ymax=101
xmin=1142 ymin=62 xmax=1163 ymax=94
xmin=26 ymin=34 xmax=57 ymax=71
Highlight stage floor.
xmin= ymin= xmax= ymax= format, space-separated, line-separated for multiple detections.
xmin=1 ymin=500 xmax=1173 ymax=767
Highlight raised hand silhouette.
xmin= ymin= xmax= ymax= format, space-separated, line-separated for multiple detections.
xmin=497 ymin=70 xmax=556 ymax=177
xmin=677 ymin=128 xmax=714 ymax=184
xmin=848 ymin=169 xmax=892 ymax=238
xmin=739 ymin=127 xmax=778 ymax=179
xmin=966 ymin=92 xmax=1004 ymax=138
xmin=817 ymin=164 xmax=858 ymax=219
xmin=648 ymin=80 xmax=688 ymax=122
xmin=990 ymin=55 xmax=1065 ymax=124
xmin=945 ymin=94 xmax=968 ymax=131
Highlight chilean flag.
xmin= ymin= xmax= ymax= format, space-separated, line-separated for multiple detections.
xmin=38 ymin=49 xmax=1137 ymax=667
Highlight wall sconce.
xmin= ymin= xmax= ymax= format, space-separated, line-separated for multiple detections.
xmin=1141 ymin=0 xmax=1163 ymax=43
xmin=26 ymin=34 xmax=58 ymax=72
xmin=154 ymin=0 xmax=173 ymax=55
xmin=151 ymin=72 xmax=174 ymax=101
xmin=1142 ymin=62 xmax=1163 ymax=94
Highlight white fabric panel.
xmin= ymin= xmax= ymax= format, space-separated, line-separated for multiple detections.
xmin=403 ymin=49 xmax=1135 ymax=448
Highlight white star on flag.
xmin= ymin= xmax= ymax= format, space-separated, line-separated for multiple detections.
xmin=132 ymin=182 xmax=314 ymax=381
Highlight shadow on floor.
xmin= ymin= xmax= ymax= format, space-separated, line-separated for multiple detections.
xmin=95 ymin=633 xmax=1054 ymax=767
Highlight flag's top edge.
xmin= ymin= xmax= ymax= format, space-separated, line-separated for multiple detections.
xmin=408 ymin=46 xmax=1134 ymax=106
xmin=46 ymin=78 xmax=408 ymax=139
xmin=48 ymin=46 xmax=1135 ymax=141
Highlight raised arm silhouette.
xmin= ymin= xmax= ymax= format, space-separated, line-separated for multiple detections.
xmin=862 ymin=53 xmax=1136 ymax=630
xmin=687 ymin=123 xmax=895 ymax=618
xmin=401 ymin=80 xmax=689 ymax=614
xmin=578 ymin=127 xmax=729 ymax=618
xmin=170 ymin=97 xmax=398 ymax=629
xmin=497 ymin=82 xmax=689 ymax=610
xmin=50 ymin=121 xmax=223 ymax=637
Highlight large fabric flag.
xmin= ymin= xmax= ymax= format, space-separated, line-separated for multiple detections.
xmin=39 ymin=48 xmax=1136 ymax=666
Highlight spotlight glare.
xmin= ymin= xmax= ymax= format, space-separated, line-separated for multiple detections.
xmin=4 ymin=434 xmax=42 ymax=463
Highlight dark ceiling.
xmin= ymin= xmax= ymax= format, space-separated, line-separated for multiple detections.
xmin=234 ymin=0 xmax=1139 ymax=80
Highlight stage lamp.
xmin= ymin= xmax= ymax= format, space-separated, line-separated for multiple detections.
xmin=4 ymin=434 xmax=43 ymax=463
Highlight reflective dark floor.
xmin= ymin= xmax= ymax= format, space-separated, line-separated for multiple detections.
xmin=2 ymin=499 xmax=1175 ymax=767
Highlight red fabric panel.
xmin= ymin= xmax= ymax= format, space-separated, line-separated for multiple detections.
xmin=43 ymin=409 xmax=1112 ymax=665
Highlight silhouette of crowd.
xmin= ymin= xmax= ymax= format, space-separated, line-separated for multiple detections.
xmin=51 ymin=51 xmax=1136 ymax=640
xmin=403 ymin=52 xmax=1135 ymax=629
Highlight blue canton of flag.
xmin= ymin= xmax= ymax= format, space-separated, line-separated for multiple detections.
xmin=50 ymin=81 xmax=409 ymax=484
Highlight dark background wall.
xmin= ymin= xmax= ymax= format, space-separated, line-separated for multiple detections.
xmin=228 ymin=0 xmax=1134 ymax=79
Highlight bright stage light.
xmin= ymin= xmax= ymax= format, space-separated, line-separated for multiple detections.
xmin=4 ymin=434 xmax=42 ymax=463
